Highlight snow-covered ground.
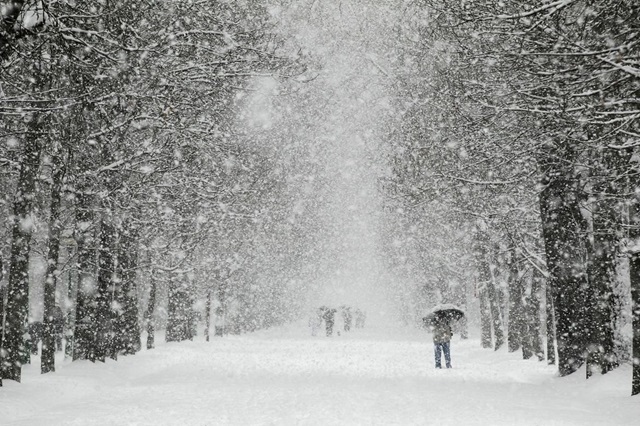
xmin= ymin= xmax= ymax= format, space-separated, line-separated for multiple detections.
xmin=3 ymin=323 xmax=639 ymax=425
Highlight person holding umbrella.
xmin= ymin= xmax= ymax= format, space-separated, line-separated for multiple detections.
xmin=424 ymin=304 xmax=465 ymax=369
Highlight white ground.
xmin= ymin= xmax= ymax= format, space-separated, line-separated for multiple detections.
xmin=3 ymin=323 xmax=639 ymax=426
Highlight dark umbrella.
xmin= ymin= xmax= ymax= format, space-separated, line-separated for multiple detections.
xmin=422 ymin=303 xmax=465 ymax=326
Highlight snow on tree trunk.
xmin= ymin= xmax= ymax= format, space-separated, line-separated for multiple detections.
xmin=545 ymin=286 xmax=556 ymax=366
xmin=205 ymin=290 xmax=212 ymax=342
xmin=96 ymin=218 xmax=116 ymax=362
xmin=507 ymin=246 xmax=524 ymax=353
xmin=73 ymin=190 xmax=97 ymax=362
xmin=41 ymin=145 xmax=66 ymax=374
xmin=145 ymin=271 xmax=157 ymax=350
xmin=0 ymin=130 xmax=41 ymax=383
xmin=0 ymin=257 xmax=4 ymax=387
xmin=632 ymin=256 xmax=640 ymax=395
xmin=166 ymin=276 xmax=194 ymax=342
xmin=474 ymin=231 xmax=504 ymax=350
xmin=479 ymin=289 xmax=492 ymax=349
xmin=539 ymin=147 xmax=589 ymax=376
xmin=486 ymin=270 xmax=505 ymax=351
xmin=585 ymin=150 xmax=624 ymax=378
xmin=628 ymin=181 xmax=640 ymax=396
xmin=64 ymin=247 xmax=76 ymax=361
xmin=116 ymin=223 xmax=141 ymax=356
xmin=527 ymin=271 xmax=544 ymax=361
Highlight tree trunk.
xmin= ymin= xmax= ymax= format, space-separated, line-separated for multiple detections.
xmin=41 ymin=145 xmax=66 ymax=374
xmin=487 ymin=272 xmax=505 ymax=350
xmin=632 ymin=251 xmax=640 ymax=395
xmin=527 ymin=271 xmax=544 ymax=361
xmin=585 ymin=148 xmax=627 ymax=378
xmin=474 ymin=231 xmax=502 ymax=349
xmin=545 ymin=285 xmax=556 ymax=365
xmin=117 ymin=223 xmax=141 ymax=355
xmin=96 ymin=218 xmax=116 ymax=362
xmin=205 ymin=289 xmax=212 ymax=342
xmin=539 ymin=148 xmax=589 ymax=376
xmin=0 ymin=257 xmax=5 ymax=387
xmin=585 ymin=188 xmax=619 ymax=378
xmin=483 ymin=242 xmax=505 ymax=351
xmin=460 ymin=307 xmax=469 ymax=339
xmin=0 ymin=131 xmax=41 ymax=383
xmin=507 ymin=246 xmax=524 ymax=353
xmin=73 ymin=190 xmax=97 ymax=362
xmin=479 ymin=290 xmax=492 ymax=348
xmin=628 ymin=176 xmax=640 ymax=396
xmin=145 ymin=271 xmax=157 ymax=350
xmin=166 ymin=278 xmax=180 ymax=342
xmin=64 ymin=246 xmax=76 ymax=360
xmin=166 ymin=275 xmax=193 ymax=342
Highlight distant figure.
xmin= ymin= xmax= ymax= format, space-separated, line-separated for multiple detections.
xmin=430 ymin=318 xmax=453 ymax=369
xmin=322 ymin=307 xmax=337 ymax=337
xmin=309 ymin=309 xmax=323 ymax=336
xmin=214 ymin=307 xmax=226 ymax=336
xmin=355 ymin=309 xmax=366 ymax=328
xmin=341 ymin=306 xmax=352 ymax=332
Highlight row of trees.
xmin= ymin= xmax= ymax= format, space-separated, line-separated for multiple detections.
xmin=382 ymin=0 xmax=639 ymax=395
xmin=0 ymin=0 xmax=307 ymax=385
xmin=2 ymin=0 xmax=637 ymax=398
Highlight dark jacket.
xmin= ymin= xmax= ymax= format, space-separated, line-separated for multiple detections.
xmin=431 ymin=321 xmax=452 ymax=344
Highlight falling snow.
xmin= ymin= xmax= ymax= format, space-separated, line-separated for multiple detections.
xmin=1 ymin=0 xmax=639 ymax=424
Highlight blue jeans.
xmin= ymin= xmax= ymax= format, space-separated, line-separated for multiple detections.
xmin=434 ymin=342 xmax=451 ymax=368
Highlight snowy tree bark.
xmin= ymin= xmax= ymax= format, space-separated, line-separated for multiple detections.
xmin=0 ymin=128 xmax=41 ymax=383
xmin=628 ymin=175 xmax=640 ymax=396
xmin=0 ymin=257 xmax=4 ymax=386
xmin=585 ymin=148 xmax=626 ymax=378
xmin=64 ymin=246 xmax=76 ymax=360
xmin=539 ymin=144 xmax=589 ymax=376
xmin=474 ymin=231 xmax=505 ymax=350
xmin=632 ymin=251 xmax=640 ymax=395
xmin=96 ymin=218 xmax=116 ymax=362
xmin=73 ymin=189 xmax=97 ymax=362
xmin=526 ymin=271 xmax=544 ymax=361
xmin=145 ymin=271 xmax=157 ymax=350
xmin=166 ymin=276 xmax=194 ymax=342
xmin=507 ymin=246 xmax=524 ymax=353
xmin=486 ymin=270 xmax=505 ymax=351
xmin=115 ymin=223 xmax=141 ymax=356
xmin=205 ymin=290 xmax=212 ymax=342
xmin=479 ymin=289 xmax=492 ymax=349
xmin=545 ymin=286 xmax=556 ymax=366
xmin=41 ymin=144 xmax=66 ymax=374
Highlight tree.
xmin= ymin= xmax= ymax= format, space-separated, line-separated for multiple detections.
xmin=400 ymin=0 xmax=638 ymax=384
xmin=628 ymin=163 xmax=640 ymax=396
xmin=1 ymin=112 xmax=43 ymax=382
xmin=473 ymin=229 xmax=506 ymax=350
xmin=41 ymin=141 xmax=66 ymax=373
xmin=507 ymin=244 xmax=526 ymax=354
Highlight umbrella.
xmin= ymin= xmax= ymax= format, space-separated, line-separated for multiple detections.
xmin=422 ymin=303 xmax=465 ymax=326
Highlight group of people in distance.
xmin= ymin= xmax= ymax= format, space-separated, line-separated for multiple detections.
xmin=309 ymin=305 xmax=366 ymax=337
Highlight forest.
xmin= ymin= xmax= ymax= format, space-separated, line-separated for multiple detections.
xmin=0 ymin=0 xmax=638 ymax=399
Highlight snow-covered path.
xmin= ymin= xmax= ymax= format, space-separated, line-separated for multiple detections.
xmin=3 ymin=324 xmax=638 ymax=425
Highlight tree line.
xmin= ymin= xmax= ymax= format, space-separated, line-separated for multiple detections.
xmin=2 ymin=0 xmax=638 ymax=399
xmin=382 ymin=0 xmax=639 ymax=395
xmin=0 ymin=0 xmax=306 ymax=385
